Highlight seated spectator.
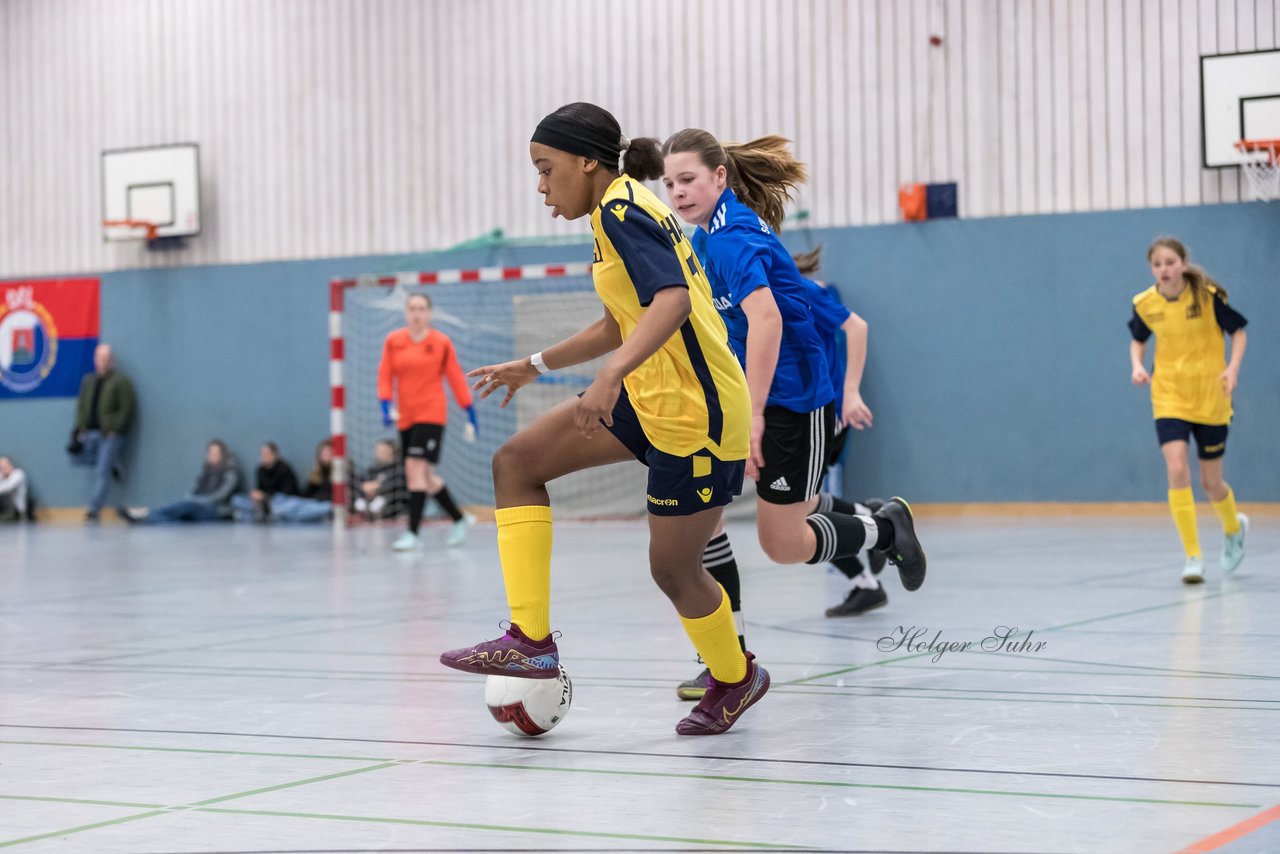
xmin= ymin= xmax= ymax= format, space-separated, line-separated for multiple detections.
xmin=118 ymin=440 xmax=240 ymax=524
xmin=354 ymin=439 xmax=406 ymax=521
xmin=267 ymin=439 xmax=333 ymax=524
xmin=231 ymin=442 xmax=300 ymax=522
xmin=0 ymin=455 xmax=28 ymax=522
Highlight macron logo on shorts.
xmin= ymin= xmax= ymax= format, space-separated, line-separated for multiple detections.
xmin=770 ymin=477 xmax=790 ymax=492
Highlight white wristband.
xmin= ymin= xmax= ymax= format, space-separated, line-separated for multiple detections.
xmin=530 ymin=351 xmax=550 ymax=374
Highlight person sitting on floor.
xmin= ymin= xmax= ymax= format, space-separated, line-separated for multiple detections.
xmin=0 ymin=455 xmax=29 ymax=522
xmin=353 ymin=439 xmax=406 ymax=521
xmin=231 ymin=442 xmax=300 ymax=522
xmin=119 ymin=439 xmax=241 ymax=524
xmin=266 ymin=439 xmax=333 ymax=524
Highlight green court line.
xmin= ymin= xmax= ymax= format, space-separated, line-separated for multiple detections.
xmin=777 ymin=681 xmax=1280 ymax=705
xmin=973 ymin=652 xmax=1280 ymax=681
xmin=403 ymin=759 xmax=1259 ymax=809
xmin=0 ymin=762 xmax=402 ymax=849
xmin=25 ymin=661 xmax=1279 ymax=695
xmin=771 ymin=687 xmax=1280 ymax=713
xmin=1040 ymin=591 xmax=1236 ymax=633
xmin=0 ymin=810 xmax=168 ymax=848
xmin=0 ymin=794 xmax=164 ymax=809
xmin=783 ymin=588 xmax=1240 ymax=685
xmin=189 ymin=762 xmax=401 ymax=807
xmin=0 ymin=739 xmax=1262 ymax=809
xmin=195 ymin=807 xmax=803 ymax=849
xmin=887 ymin=661 xmax=1280 ymax=682
xmin=0 ymin=739 xmax=389 ymax=763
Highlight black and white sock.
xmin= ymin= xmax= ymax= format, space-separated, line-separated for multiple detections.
xmin=431 ymin=485 xmax=464 ymax=522
xmin=805 ymin=511 xmax=892 ymax=564
xmin=832 ymin=553 xmax=864 ymax=579
xmin=703 ymin=533 xmax=746 ymax=650
xmin=850 ymin=564 xmax=882 ymax=590
xmin=816 ymin=493 xmax=874 ymax=518
xmin=407 ymin=491 xmax=426 ymax=535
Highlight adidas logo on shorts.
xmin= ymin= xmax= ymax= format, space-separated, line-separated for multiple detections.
xmin=770 ymin=476 xmax=790 ymax=492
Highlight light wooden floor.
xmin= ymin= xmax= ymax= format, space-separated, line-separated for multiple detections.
xmin=1 ymin=514 xmax=1277 ymax=852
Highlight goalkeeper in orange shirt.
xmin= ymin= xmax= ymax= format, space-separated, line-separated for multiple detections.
xmin=378 ymin=293 xmax=478 ymax=550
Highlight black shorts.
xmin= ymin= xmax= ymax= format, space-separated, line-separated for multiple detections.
xmin=1155 ymin=419 xmax=1228 ymax=460
xmin=400 ymin=423 xmax=445 ymax=464
xmin=825 ymin=422 xmax=850 ymax=471
xmin=597 ymin=386 xmax=745 ymax=517
xmin=757 ymin=402 xmax=836 ymax=505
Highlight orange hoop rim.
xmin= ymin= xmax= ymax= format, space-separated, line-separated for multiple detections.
xmin=102 ymin=219 xmax=160 ymax=241
xmin=1234 ymin=139 xmax=1280 ymax=163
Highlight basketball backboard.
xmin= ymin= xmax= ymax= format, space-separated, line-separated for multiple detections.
xmin=1201 ymin=48 xmax=1280 ymax=168
xmin=101 ymin=143 xmax=200 ymax=241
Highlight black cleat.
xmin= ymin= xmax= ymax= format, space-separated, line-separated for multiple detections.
xmin=863 ymin=498 xmax=888 ymax=575
xmin=875 ymin=497 xmax=926 ymax=591
xmin=825 ymin=584 xmax=888 ymax=617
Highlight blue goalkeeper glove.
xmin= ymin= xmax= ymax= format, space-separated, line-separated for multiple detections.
xmin=380 ymin=399 xmax=393 ymax=428
xmin=464 ymin=405 xmax=479 ymax=442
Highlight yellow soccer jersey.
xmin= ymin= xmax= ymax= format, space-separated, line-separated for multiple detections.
xmin=590 ymin=175 xmax=750 ymax=461
xmin=1129 ymin=283 xmax=1248 ymax=424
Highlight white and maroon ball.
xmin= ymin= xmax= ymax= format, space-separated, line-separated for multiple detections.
xmin=484 ymin=666 xmax=573 ymax=736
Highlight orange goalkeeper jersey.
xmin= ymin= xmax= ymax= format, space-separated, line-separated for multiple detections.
xmin=377 ymin=328 xmax=473 ymax=429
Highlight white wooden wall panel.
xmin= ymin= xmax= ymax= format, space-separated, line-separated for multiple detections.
xmin=1 ymin=0 xmax=1275 ymax=278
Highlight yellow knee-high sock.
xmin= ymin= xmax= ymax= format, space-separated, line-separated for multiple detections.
xmin=1210 ymin=487 xmax=1242 ymax=536
xmin=679 ymin=587 xmax=747 ymax=684
xmin=1167 ymin=487 xmax=1201 ymax=559
xmin=496 ymin=505 xmax=553 ymax=640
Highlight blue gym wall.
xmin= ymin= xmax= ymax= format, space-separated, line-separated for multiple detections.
xmin=3 ymin=202 xmax=1277 ymax=509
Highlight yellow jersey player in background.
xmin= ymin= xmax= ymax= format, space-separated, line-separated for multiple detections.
xmin=1130 ymin=236 xmax=1249 ymax=584
xmin=440 ymin=102 xmax=769 ymax=736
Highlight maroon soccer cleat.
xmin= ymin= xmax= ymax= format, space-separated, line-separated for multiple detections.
xmin=675 ymin=652 xmax=770 ymax=735
xmin=439 ymin=623 xmax=561 ymax=679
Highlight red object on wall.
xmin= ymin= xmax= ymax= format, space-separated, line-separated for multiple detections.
xmin=899 ymin=183 xmax=927 ymax=221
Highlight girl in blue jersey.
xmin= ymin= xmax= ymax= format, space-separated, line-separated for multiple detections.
xmin=439 ymin=104 xmax=768 ymax=736
xmin=791 ymin=248 xmax=893 ymax=617
xmin=661 ymin=129 xmax=926 ymax=616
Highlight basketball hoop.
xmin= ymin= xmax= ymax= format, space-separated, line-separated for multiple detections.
xmin=1234 ymin=140 xmax=1280 ymax=202
xmin=102 ymin=218 xmax=161 ymax=242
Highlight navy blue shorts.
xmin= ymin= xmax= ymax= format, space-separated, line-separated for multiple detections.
xmin=1155 ymin=418 xmax=1228 ymax=460
xmin=594 ymin=386 xmax=745 ymax=517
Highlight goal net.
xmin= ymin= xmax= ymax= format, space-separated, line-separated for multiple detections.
xmin=330 ymin=264 xmax=647 ymax=525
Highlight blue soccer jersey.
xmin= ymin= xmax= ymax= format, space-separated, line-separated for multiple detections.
xmin=800 ymin=277 xmax=852 ymax=413
xmin=692 ymin=188 xmax=834 ymax=414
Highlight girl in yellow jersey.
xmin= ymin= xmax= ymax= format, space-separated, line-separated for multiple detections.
xmin=1129 ymin=237 xmax=1249 ymax=584
xmin=439 ymin=103 xmax=768 ymax=736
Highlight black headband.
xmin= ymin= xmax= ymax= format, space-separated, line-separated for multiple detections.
xmin=531 ymin=112 xmax=627 ymax=170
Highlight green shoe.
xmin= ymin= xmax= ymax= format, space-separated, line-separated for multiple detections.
xmin=1222 ymin=513 xmax=1249 ymax=573
xmin=1181 ymin=556 xmax=1205 ymax=585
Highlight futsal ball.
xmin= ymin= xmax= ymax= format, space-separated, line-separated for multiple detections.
xmin=484 ymin=667 xmax=573 ymax=736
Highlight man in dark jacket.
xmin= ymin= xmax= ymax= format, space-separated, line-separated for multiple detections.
xmin=69 ymin=343 xmax=137 ymax=522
